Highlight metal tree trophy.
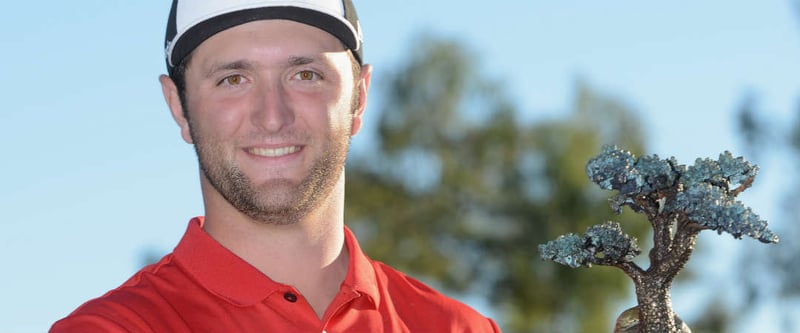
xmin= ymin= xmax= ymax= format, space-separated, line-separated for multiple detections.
xmin=539 ymin=146 xmax=779 ymax=333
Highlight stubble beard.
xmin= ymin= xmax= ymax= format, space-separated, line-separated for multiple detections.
xmin=189 ymin=120 xmax=352 ymax=226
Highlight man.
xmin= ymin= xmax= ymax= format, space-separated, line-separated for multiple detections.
xmin=50 ymin=1 xmax=500 ymax=332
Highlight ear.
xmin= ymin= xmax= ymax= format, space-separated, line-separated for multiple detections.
xmin=350 ymin=64 xmax=372 ymax=136
xmin=159 ymin=74 xmax=193 ymax=144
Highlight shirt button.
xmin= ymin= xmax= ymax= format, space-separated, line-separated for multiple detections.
xmin=283 ymin=292 xmax=298 ymax=303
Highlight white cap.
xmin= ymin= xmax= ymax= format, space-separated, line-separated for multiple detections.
xmin=164 ymin=0 xmax=363 ymax=75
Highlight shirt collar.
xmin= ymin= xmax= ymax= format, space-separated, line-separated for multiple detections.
xmin=341 ymin=223 xmax=380 ymax=306
xmin=173 ymin=217 xmax=380 ymax=307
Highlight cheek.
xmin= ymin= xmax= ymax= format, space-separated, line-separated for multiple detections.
xmin=187 ymin=96 xmax=250 ymax=140
xmin=289 ymin=92 xmax=349 ymax=131
xmin=327 ymin=103 xmax=356 ymax=135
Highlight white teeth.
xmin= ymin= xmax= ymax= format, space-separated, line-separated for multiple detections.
xmin=248 ymin=146 xmax=300 ymax=157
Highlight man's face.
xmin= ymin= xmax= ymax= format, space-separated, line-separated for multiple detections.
xmin=170 ymin=19 xmax=369 ymax=224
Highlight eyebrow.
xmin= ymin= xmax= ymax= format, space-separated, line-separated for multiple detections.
xmin=203 ymin=60 xmax=255 ymax=79
xmin=202 ymin=55 xmax=327 ymax=79
xmin=288 ymin=56 xmax=315 ymax=67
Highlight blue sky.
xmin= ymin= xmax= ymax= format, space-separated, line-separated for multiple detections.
xmin=2 ymin=1 xmax=799 ymax=332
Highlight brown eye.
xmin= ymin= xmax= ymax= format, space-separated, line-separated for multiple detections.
xmin=225 ymin=75 xmax=242 ymax=85
xmin=297 ymin=70 xmax=318 ymax=80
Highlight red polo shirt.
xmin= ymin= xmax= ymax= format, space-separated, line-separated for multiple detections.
xmin=51 ymin=218 xmax=500 ymax=332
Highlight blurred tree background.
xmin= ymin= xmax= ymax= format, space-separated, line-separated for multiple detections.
xmin=724 ymin=88 xmax=800 ymax=332
xmin=689 ymin=4 xmax=800 ymax=332
xmin=344 ymin=36 xmax=652 ymax=333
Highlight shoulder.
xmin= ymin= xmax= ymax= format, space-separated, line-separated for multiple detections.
xmin=371 ymin=261 xmax=501 ymax=332
xmin=50 ymin=255 xmax=189 ymax=333
xmin=50 ymin=287 xmax=158 ymax=333
xmin=49 ymin=302 xmax=149 ymax=333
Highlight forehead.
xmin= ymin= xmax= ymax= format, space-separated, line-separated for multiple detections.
xmin=189 ymin=19 xmax=349 ymax=69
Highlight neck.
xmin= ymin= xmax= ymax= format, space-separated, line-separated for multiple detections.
xmin=201 ymin=174 xmax=349 ymax=319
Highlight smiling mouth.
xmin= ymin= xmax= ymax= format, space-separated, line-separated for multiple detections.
xmin=247 ymin=146 xmax=302 ymax=157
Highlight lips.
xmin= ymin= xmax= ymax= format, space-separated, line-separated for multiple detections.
xmin=246 ymin=146 xmax=302 ymax=157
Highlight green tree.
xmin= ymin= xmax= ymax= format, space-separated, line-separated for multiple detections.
xmin=345 ymin=35 xmax=650 ymax=333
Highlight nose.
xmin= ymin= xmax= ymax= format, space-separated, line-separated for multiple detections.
xmin=250 ymin=81 xmax=294 ymax=133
